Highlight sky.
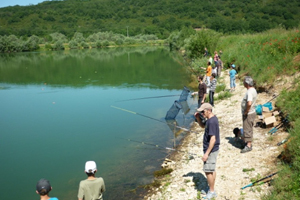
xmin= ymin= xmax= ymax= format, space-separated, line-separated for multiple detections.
xmin=0 ymin=0 xmax=46 ymax=8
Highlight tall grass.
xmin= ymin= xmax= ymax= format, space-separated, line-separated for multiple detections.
xmin=216 ymin=28 xmax=300 ymax=199
xmin=216 ymin=28 xmax=300 ymax=87
xmin=171 ymin=27 xmax=300 ymax=199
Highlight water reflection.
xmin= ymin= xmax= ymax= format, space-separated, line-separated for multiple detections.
xmin=0 ymin=47 xmax=197 ymax=200
xmin=0 ymin=47 xmax=190 ymax=89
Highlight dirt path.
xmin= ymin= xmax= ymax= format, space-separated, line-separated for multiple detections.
xmin=145 ymin=69 xmax=289 ymax=200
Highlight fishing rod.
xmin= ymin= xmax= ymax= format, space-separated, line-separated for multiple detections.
xmin=241 ymin=171 xmax=278 ymax=190
xmin=268 ymin=115 xmax=289 ymax=135
xmin=265 ymin=86 xmax=293 ymax=104
xmin=119 ymin=137 xmax=201 ymax=159
xmin=115 ymin=94 xmax=180 ymax=102
xmin=111 ymin=105 xmax=199 ymax=135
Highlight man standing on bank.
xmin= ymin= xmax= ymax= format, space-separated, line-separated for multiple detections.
xmin=241 ymin=76 xmax=257 ymax=153
xmin=78 ymin=161 xmax=106 ymax=200
xmin=194 ymin=103 xmax=220 ymax=199
xmin=191 ymin=75 xmax=207 ymax=108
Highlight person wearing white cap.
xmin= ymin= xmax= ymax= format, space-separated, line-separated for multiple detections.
xmin=229 ymin=64 xmax=237 ymax=92
xmin=194 ymin=103 xmax=220 ymax=199
xmin=78 ymin=161 xmax=106 ymax=200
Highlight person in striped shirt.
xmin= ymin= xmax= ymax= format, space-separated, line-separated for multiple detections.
xmin=208 ymin=73 xmax=217 ymax=107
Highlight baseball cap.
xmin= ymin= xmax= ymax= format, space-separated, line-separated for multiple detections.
xmin=231 ymin=64 xmax=235 ymax=68
xmin=36 ymin=179 xmax=51 ymax=194
xmin=197 ymin=103 xmax=213 ymax=112
xmin=85 ymin=161 xmax=97 ymax=173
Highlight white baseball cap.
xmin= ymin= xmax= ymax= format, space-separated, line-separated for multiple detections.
xmin=85 ymin=161 xmax=97 ymax=173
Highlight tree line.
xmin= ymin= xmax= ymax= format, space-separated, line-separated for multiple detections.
xmin=0 ymin=31 xmax=159 ymax=53
xmin=0 ymin=0 xmax=299 ymax=39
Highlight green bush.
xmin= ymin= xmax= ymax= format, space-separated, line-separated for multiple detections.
xmin=52 ymin=40 xmax=64 ymax=50
xmin=184 ymin=29 xmax=221 ymax=58
xmin=69 ymin=40 xmax=78 ymax=49
xmin=80 ymin=41 xmax=89 ymax=49
xmin=44 ymin=42 xmax=52 ymax=50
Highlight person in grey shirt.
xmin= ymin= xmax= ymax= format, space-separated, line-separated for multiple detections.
xmin=78 ymin=161 xmax=106 ymax=200
xmin=241 ymin=76 xmax=257 ymax=153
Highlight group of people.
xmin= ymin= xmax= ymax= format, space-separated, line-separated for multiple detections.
xmin=36 ymin=161 xmax=105 ymax=200
xmin=193 ymin=51 xmax=257 ymax=199
xmin=204 ymin=49 xmax=223 ymax=79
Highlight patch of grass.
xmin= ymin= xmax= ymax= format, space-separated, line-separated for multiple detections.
xmin=215 ymin=83 xmax=226 ymax=93
xmin=179 ymin=188 xmax=185 ymax=192
xmin=142 ymin=180 xmax=161 ymax=189
xmin=221 ymin=175 xmax=226 ymax=180
xmin=243 ymin=168 xmax=255 ymax=172
xmin=267 ymin=136 xmax=274 ymax=141
xmin=215 ymin=91 xmax=232 ymax=101
xmin=197 ymin=191 xmax=201 ymax=199
xmin=153 ymin=168 xmax=173 ymax=177
xmin=164 ymin=182 xmax=171 ymax=187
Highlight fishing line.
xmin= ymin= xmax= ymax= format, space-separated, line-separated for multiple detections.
xmin=119 ymin=137 xmax=201 ymax=159
xmin=110 ymin=105 xmax=199 ymax=135
xmin=115 ymin=94 xmax=180 ymax=102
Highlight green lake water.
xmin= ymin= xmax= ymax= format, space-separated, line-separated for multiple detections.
xmin=0 ymin=47 xmax=197 ymax=199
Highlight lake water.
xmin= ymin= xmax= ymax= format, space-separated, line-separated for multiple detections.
xmin=0 ymin=47 xmax=197 ymax=199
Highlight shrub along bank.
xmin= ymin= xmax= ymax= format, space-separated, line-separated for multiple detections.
xmin=0 ymin=31 xmax=161 ymax=53
xmin=169 ymin=27 xmax=300 ymax=199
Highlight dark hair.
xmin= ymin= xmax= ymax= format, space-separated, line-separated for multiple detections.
xmin=207 ymin=61 xmax=211 ymax=65
xmin=233 ymin=128 xmax=239 ymax=137
xmin=38 ymin=189 xmax=50 ymax=196
xmin=211 ymin=73 xmax=216 ymax=78
xmin=86 ymin=172 xmax=96 ymax=177
xmin=197 ymin=75 xmax=204 ymax=81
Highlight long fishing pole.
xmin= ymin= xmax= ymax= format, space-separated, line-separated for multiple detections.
xmin=119 ymin=137 xmax=201 ymax=159
xmin=110 ymin=105 xmax=198 ymax=135
xmin=115 ymin=94 xmax=180 ymax=102
xmin=241 ymin=171 xmax=278 ymax=190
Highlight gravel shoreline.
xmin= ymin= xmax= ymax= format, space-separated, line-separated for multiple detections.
xmin=144 ymin=70 xmax=289 ymax=200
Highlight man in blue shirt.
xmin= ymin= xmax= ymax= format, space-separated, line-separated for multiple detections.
xmin=194 ymin=103 xmax=220 ymax=199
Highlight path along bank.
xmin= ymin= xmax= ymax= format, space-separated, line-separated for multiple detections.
xmin=144 ymin=69 xmax=289 ymax=200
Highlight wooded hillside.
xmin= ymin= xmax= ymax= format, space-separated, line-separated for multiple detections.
xmin=0 ymin=0 xmax=299 ymax=38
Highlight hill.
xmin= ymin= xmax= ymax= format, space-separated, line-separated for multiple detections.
xmin=0 ymin=0 xmax=299 ymax=38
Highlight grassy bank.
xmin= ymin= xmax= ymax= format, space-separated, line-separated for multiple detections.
xmin=169 ymin=26 xmax=300 ymax=199
xmin=195 ymin=28 xmax=300 ymax=199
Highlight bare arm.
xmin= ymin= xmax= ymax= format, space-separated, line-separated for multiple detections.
xmin=244 ymin=101 xmax=252 ymax=115
xmin=202 ymin=135 xmax=216 ymax=162
xmin=202 ymin=93 xmax=206 ymax=103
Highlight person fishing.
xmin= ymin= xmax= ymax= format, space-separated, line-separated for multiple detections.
xmin=78 ymin=161 xmax=106 ymax=200
xmin=36 ymin=179 xmax=59 ymax=200
xmin=191 ymin=75 xmax=207 ymax=108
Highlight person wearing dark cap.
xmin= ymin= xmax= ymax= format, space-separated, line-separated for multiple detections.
xmin=194 ymin=103 xmax=220 ymax=199
xmin=36 ymin=179 xmax=59 ymax=200
xmin=78 ymin=161 xmax=106 ymax=200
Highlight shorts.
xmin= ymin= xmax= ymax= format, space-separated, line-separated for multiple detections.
xmin=203 ymin=150 xmax=219 ymax=172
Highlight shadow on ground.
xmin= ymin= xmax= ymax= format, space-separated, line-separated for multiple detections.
xmin=183 ymin=172 xmax=207 ymax=192
xmin=225 ymin=136 xmax=244 ymax=149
